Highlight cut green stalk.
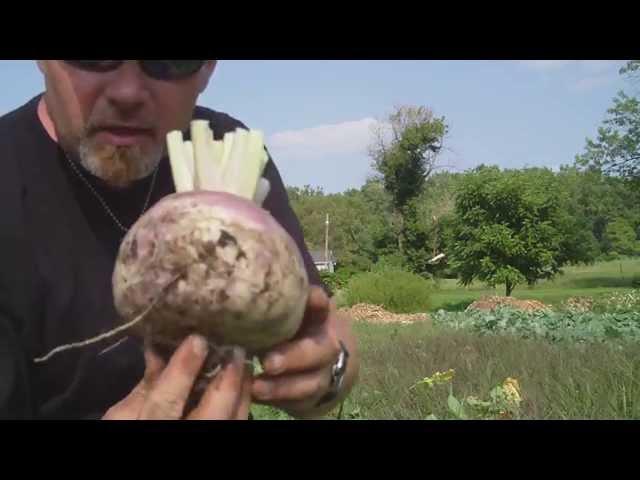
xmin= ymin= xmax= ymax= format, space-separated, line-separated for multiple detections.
xmin=232 ymin=130 xmax=266 ymax=199
xmin=191 ymin=120 xmax=218 ymax=191
xmin=210 ymin=140 xmax=225 ymax=186
xmin=254 ymin=177 xmax=271 ymax=204
xmin=184 ymin=140 xmax=195 ymax=182
xmin=220 ymin=131 xmax=235 ymax=176
xmin=221 ymin=128 xmax=249 ymax=197
xmin=167 ymin=130 xmax=193 ymax=192
xmin=166 ymin=123 xmax=270 ymax=203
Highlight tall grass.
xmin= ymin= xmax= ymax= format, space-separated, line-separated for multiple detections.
xmin=252 ymin=321 xmax=640 ymax=420
xmin=337 ymin=322 xmax=640 ymax=420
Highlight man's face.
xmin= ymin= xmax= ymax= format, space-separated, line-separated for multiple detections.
xmin=38 ymin=60 xmax=216 ymax=188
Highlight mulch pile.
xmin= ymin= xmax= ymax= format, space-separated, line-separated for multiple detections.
xmin=339 ymin=303 xmax=430 ymax=324
xmin=465 ymin=296 xmax=551 ymax=313
xmin=561 ymin=296 xmax=594 ymax=312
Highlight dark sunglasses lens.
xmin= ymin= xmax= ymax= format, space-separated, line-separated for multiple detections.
xmin=142 ymin=60 xmax=206 ymax=80
xmin=65 ymin=60 xmax=123 ymax=72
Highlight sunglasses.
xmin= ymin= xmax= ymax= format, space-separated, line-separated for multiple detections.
xmin=63 ymin=60 xmax=207 ymax=81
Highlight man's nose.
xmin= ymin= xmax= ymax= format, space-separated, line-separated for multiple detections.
xmin=103 ymin=61 xmax=151 ymax=114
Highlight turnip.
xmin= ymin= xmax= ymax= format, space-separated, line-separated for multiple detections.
xmin=112 ymin=190 xmax=309 ymax=355
xmin=35 ymin=121 xmax=310 ymax=406
xmin=114 ymin=121 xmax=309 ymax=363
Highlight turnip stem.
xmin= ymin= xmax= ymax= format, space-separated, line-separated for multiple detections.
xmin=167 ymin=123 xmax=270 ymax=202
xmin=191 ymin=120 xmax=219 ymax=191
xmin=167 ymin=131 xmax=194 ymax=192
xmin=184 ymin=141 xmax=195 ymax=181
xmin=254 ymin=178 xmax=271 ymax=205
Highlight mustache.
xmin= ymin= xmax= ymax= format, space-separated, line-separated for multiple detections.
xmin=86 ymin=114 xmax=157 ymax=133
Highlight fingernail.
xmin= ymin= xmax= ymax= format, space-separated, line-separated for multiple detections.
xmin=233 ymin=347 xmax=246 ymax=365
xmin=252 ymin=379 xmax=273 ymax=400
xmin=265 ymin=353 xmax=283 ymax=374
xmin=191 ymin=335 xmax=208 ymax=357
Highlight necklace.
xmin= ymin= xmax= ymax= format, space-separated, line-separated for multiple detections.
xmin=63 ymin=151 xmax=160 ymax=234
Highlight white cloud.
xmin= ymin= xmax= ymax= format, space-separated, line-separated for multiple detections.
xmin=266 ymin=118 xmax=394 ymax=192
xmin=268 ymin=117 xmax=384 ymax=158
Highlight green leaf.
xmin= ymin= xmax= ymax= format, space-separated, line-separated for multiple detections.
xmin=252 ymin=356 xmax=264 ymax=376
xmin=447 ymin=394 xmax=467 ymax=419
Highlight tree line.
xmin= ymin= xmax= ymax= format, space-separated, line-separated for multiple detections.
xmin=287 ymin=61 xmax=640 ymax=296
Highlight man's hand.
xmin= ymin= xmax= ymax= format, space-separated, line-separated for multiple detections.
xmin=103 ymin=335 xmax=252 ymax=420
xmin=251 ymin=285 xmax=359 ymax=418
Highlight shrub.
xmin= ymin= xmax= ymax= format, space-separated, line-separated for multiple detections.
xmin=319 ymin=267 xmax=362 ymax=296
xmin=374 ymin=253 xmax=406 ymax=270
xmin=344 ymin=266 xmax=434 ymax=313
xmin=600 ymin=251 xmax=621 ymax=262
xmin=632 ymin=275 xmax=640 ymax=289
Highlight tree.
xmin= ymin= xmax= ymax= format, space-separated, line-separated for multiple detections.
xmin=556 ymin=166 xmax=640 ymax=256
xmin=604 ymin=218 xmax=640 ymax=256
xmin=411 ymin=171 xmax=461 ymax=277
xmin=449 ymin=166 xmax=592 ymax=296
xmin=620 ymin=60 xmax=640 ymax=78
xmin=576 ymin=60 xmax=640 ymax=184
xmin=368 ymin=105 xmax=448 ymax=272
xmin=287 ymin=180 xmax=395 ymax=272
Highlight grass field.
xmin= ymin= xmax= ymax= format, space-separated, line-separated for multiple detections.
xmin=251 ymin=259 xmax=640 ymax=420
xmin=429 ymin=257 xmax=640 ymax=311
xmin=252 ymin=321 xmax=640 ymax=420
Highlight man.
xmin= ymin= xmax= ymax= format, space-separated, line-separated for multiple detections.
xmin=0 ymin=60 xmax=358 ymax=419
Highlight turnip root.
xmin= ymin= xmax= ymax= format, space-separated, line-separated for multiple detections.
xmin=112 ymin=190 xmax=309 ymax=356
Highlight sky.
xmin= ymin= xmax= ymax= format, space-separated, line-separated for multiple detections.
xmin=0 ymin=60 xmax=632 ymax=193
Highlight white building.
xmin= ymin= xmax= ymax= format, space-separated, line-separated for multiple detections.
xmin=310 ymin=249 xmax=336 ymax=273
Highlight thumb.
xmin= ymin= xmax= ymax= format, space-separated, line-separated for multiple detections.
xmin=103 ymin=347 xmax=168 ymax=420
xmin=298 ymin=285 xmax=331 ymax=332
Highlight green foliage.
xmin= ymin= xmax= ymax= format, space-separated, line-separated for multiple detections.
xmin=319 ymin=267 xmax=361 ymax=295
xmin=433 ymin=307 xmax=640 ymax=344
xmin=370 ymin=106 xmax=448 ymax=211
xmin=620 ymin=60 xmax=640 ymax=76
xmin=367 ymin=105 xmax=449 ymax=270
xmin=284 ymin=105 xmax=640 ymax=282
xmin=287 ymin=180 xmax=395 ymax=271
xmin=632 ymin=276 xmax=640 ymax=288
xmin=600 ymin=250 xmax=621 ymax=261
xmin=344 ymin=266 xmax=434 ymax=313
xmin=576 ymin=62 xmax=640 ymax=183
xmin=558 ymin=166 xmax=640 ymax=256
xmin=373 ymin=252 xmax=406 ymax=270
xmin=604 ymin=217 xmax=640 ymax=256
xmin=449 ymin=166 xmax=594 ymax=296
xmin=414 ymin=372 xmax=523 ymax=420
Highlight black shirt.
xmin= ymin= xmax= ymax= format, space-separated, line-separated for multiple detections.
xmin=0 ymin=94 xmax=324 ymax=419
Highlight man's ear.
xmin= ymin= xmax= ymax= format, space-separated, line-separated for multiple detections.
xmin=197 ymin=61 xmax=217 ymax=94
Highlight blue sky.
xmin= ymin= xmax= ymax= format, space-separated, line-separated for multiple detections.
xmin=0 ymin=60 xmax=632 ymax=193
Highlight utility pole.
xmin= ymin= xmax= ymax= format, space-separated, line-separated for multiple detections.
xmin=325 ymin=213 xmax=330 ymax=271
